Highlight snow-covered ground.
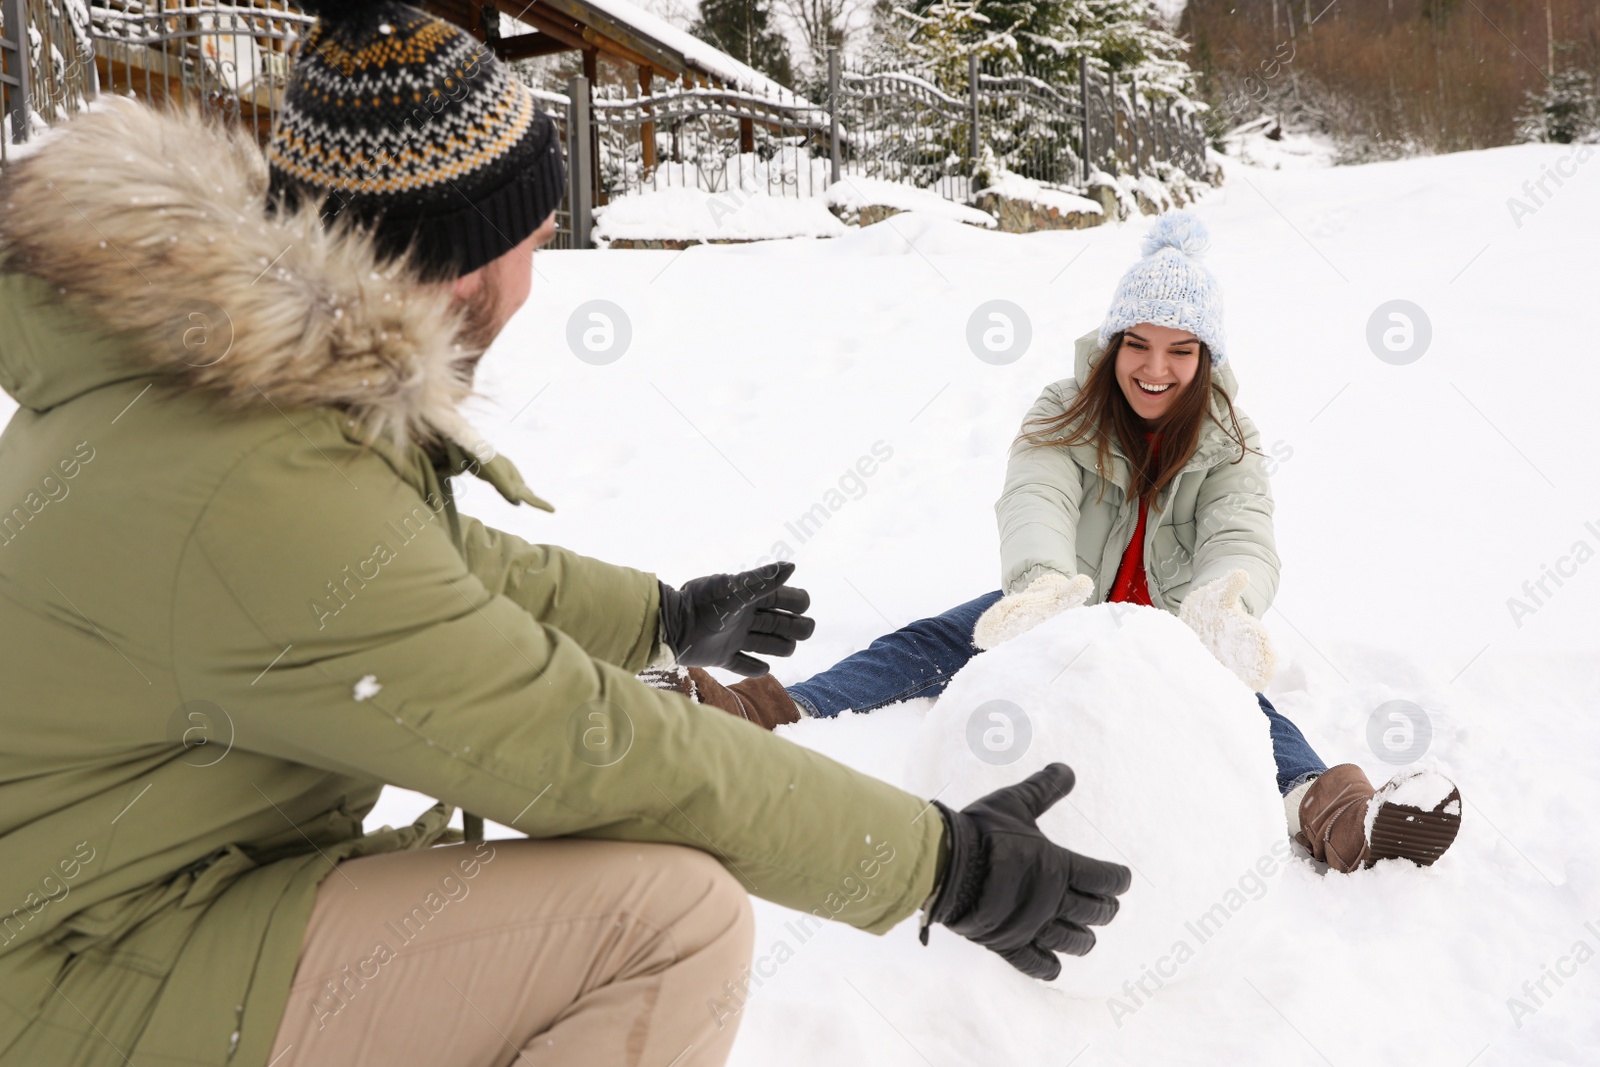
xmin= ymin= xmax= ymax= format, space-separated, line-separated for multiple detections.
xmin=1218 ymin=116 xmax=1341 ymax=170
xmin=358 ymin=139 xmax=1600 ymax=1064
xmin=4 ymin=134 xmax=1585 ymax=1063
xmin=830 ymin=176 xmax=999 ymax=228
xmin=369 ymin=141 xmax=1600 ymax=1065
xmin=594 ymin=185 xmax=849 ymax=243
xmin=593 ymin=169 xmax=1016 ymax=243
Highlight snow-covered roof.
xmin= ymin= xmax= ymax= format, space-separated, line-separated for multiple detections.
xmin=524 ymin=0 xmax=811 ymax=104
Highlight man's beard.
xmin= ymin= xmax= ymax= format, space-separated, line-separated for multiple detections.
xmin=453 ymin=272 xmax=503 ymax=369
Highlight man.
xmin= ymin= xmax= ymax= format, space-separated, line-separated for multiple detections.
xmin=0 ymin=3 xmax=1130 ymax=1064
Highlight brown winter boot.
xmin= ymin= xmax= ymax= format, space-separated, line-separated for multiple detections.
xmin=1296 ymin=764 xmax=1463 ymax=873
xmin=637 ymin=666 xmax=802 ymax=731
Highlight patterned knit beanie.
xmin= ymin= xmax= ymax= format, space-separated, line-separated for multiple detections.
xmin=1099 ymin=211 xmax=1226 ymax=365
xmin=268 ymin=0 xmax=565 ymax=281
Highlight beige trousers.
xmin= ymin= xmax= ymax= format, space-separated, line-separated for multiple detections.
xmin=266 ymin=838 xmax=755 ymax=1067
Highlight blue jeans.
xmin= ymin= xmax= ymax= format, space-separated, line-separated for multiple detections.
xmin=787 ymin=591 xmax=1328 ymax=797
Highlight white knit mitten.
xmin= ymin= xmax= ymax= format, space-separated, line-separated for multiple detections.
xmin=1178 ymin=569 xmax=1277 ymax=691
xmin=973 ymin=573 xmax=1096 ymax=650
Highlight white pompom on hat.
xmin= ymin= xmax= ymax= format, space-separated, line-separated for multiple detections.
xmin=1099 ymin=211 xmax=1227 ymax=365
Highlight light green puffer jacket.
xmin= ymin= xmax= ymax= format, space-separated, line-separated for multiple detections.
xmin=0 ymin=104 xmax=942 ymax=1067
xmin=996 ymin=330 xmax=1282 ymax=616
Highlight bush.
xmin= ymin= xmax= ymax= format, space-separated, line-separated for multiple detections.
xmin=1516 ymin=67 xmax=1600 ymax=145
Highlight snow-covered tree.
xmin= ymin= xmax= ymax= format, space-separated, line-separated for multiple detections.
xmin=890 ymin=0 xmax=1021 ymax=88
xmin=859 ymin=0 xmax=1197 ymax=185
xmin=693 ymin=0 xmax=797 ymax=87
xmin=781 ymin=0 xmax=863 ymax=80
xmin=875 ymin=0 xmax=1194 ymax=99
xmin=1516 ymin=66 xmax=1599 ymax=146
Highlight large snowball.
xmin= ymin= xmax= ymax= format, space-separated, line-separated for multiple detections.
xmin=903 ymin=602 xmax=1286 ymax=998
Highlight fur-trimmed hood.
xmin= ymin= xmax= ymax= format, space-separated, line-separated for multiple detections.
xmin=0 ymin=101 xmax=480 ymax=449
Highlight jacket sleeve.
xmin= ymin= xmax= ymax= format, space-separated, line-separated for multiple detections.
xmin=1184 ymin=413 xmax=1281 ymax=617
xmin=456 ymin=513 xmax=660 ymax=672
xmin=173 ymin=429 xmax=942 ymax=935
xmin=995 ymin=382 xmax=1088 ymax=595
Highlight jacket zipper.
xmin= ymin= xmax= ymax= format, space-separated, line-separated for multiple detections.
xmin=1111 ymin=507 xmax=1138 ymax=598
xmin=1115 ymin=490 xmax=1170 ymax=603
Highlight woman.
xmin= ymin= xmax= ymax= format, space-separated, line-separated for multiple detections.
xmin=654 ymin=212 xmax=1461 ymax=874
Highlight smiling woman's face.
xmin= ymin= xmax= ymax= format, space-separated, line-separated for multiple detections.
xmin=1113 ymin=323 xmax=1203 ymax=423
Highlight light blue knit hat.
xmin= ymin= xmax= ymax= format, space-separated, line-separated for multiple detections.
xmin=1099 ymin=211 xmax=1226 ymax=365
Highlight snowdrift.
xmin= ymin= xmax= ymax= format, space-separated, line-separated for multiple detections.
xmin=904 ymin=602 xmax=1285 ymax=998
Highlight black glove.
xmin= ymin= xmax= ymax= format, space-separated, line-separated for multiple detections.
xmin=658 ymin=562 xmax=815 ymax=678
xmin=924 ymin=763 xmax=1132 ymax=980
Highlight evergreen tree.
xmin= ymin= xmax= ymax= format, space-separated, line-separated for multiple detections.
xmin=1516 ymin=66 xmax=1599 ymax=145
xmin=861 ymin=0 xmax=1199 ymax=185
xmin=892 ymin=0 xmax=1021 ymax=89
xmin=872 ymin=0 xmax=1193 ymax=97
xmin=692 ymin=0 xmax=797 ymax=87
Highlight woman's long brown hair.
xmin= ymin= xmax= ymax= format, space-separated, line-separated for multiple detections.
xmin=1021 ymin=330 xmax=1255 ymax=507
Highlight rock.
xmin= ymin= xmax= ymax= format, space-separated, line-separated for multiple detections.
xmin=969 ymin=191 xmax=1105 ymax=234
xmin=603 ymin=237 xmax=811 ymax=250
xmin=1085 ymin=181 xmax=1125 ymax=221
xmin=857 ymin=204 xmax=908 ymax=228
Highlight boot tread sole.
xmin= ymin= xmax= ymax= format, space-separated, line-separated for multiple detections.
xmin=1366 ymin=786 xmax=1462 ymax=867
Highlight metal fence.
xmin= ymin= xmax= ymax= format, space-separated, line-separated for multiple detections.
xmin=2 ymin=0 xmax=98 ymax=165
xmin=976 ymin=58 xmax=1086 ymax=189
xmin=528 ymin=49 xmax=1207 ymax=233
xmin=0 ymin=0 xmax=24 ymax=165
xmin=1 ymin=0 xmax=311 ymax=165
xmin=528 ymin=85 xmax=579 ymax=250
xmin=525 ymin=75 xmax=835 ymax=245
xmin=1094 ymin=66 xmax=1207 ymax=180
xmin=91 ymin=1 xmax=309 ymax=138
xmin=593 ymin=80 xmax=829 ymax=199
xmin=1 ymin=4 xmax=1206 ymax=242
xmin=828 ymin=55 xmax=972 ymax=196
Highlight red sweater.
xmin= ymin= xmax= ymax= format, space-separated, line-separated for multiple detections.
xmin=1106 ymin=435 xmax=1159 ymax=607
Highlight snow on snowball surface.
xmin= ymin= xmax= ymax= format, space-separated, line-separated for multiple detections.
xmin=903 ymin=603 xmax=1284 ymax=998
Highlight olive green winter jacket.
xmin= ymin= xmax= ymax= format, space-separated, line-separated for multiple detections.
xmin=996 ymin=331 xmax=1282 ymax=615
xmin=0 ymin=104 xmax=942 ymax=1067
